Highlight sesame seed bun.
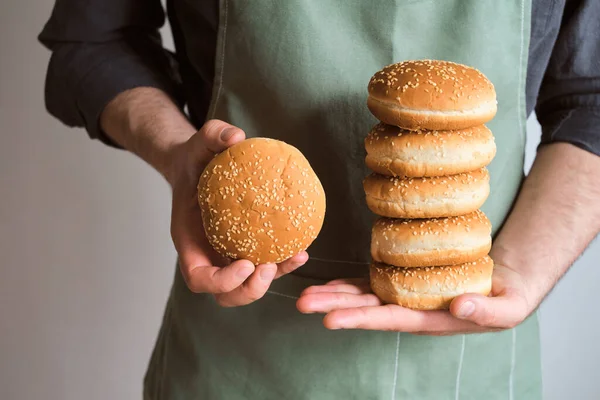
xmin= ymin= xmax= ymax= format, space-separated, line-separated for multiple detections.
xmin=363 ymin=169 xmax=490 ymax=219
xmin=367 ymin=60 xmax=497 ymax=131
xmin=371 ymin=211 xmax=492 ymax=268
xmin=370 ymin=256 xmax=494 ymax=310
xmin=197 ymin=138 xmax=326 ymax=265
xmin=365 ymin=123 xmax=496 ymax=177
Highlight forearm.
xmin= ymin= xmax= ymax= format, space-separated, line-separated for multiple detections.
xmin=100 ymin=87 xmax=196 ymax=183
xmin=491 ymin=143 xmax=600 ymax=305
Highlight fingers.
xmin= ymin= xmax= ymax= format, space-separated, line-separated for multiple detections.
xmin=297 ymin=292 xmax=381 ymax=314
xmin=326 ymin=278 xmax=368 ymax=286
xmin=275 ymin=251 xmax=309 ymax=279
xmin=182 ymin=259 xmax=255 ymax=294
xmin=307 ymin=265 xmax=532 ymax=334
xmin=321 ymin=290 xmax=530 ymax=332
xmin=297 ymin=278 xmax=373 ymax=313
xmin=301 ymin=278 xmax=371 ymax=296
xmin=180 ymin=249 xmax=311 ymax=308
xmin=450 ymin=292 xmax=528 ymax=329
xmin=322 ymin=305 xmax=480 ymax=332
xmin=297 ymin=278 xmax=374 ymax=313
xmin=301 ymin=284 xmax=369 ymax=296
xmin=215 ymin=263 xmax=277 ymax=307
xmin=215 ymin=251 xmax=310 ymax=306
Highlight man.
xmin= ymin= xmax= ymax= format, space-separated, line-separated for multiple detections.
xmin=39 ymin=0 xmax=600 ymax=399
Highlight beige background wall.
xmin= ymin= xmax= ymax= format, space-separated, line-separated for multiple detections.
xmin=1 ymin=1 xmax=599 ymax=399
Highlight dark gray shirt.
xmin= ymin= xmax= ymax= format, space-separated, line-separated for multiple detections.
xmin=38 ymin=0 xmax=600 ymax=156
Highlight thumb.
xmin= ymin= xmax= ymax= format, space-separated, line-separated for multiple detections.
xmin=194 ymin=119 xmax=246 ymax=163
xmin=449 ymin=292 xmax=528 ymax=329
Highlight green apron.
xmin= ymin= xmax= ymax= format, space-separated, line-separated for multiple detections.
xmin=145 ymin=0 xmax=542 ymax=398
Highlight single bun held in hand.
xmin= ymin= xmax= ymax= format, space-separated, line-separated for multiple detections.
xmin=367 ymin=60 xmax=497 ymax=130
xmin=370 ymin=256 xmax=494 ymax=310
xmin=371 ymin=210 xmax=492 ymax=268
xmin=363 ymin=168 xmax=490 ymax=219
xmin=197 ymin=138 xmax=326 ymax=265
xmin=365 ymin=123 xmax=496 ymax=177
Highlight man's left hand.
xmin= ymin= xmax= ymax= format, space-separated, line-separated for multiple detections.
xmin=296 ymin=262 xmax=536 ymax=335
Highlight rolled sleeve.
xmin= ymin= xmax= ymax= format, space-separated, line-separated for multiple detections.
xmin=535 ymin=0 xmax=600 ymax=157
xmin=39 ymin=1 xmax=183 ymax=148
xmin=538 ymin=107 xmax=600 ymax=156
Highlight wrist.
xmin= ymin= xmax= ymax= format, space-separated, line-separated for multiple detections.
xmin=130 ymin=120 xmax=195 ymax=186
xmin=100 ymin=87 xmax=196 ymax=184
xmin=163 ymin=140 xmax=192 ymax=188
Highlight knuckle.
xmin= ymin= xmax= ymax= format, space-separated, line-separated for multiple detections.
xmin=474 ymin=306 xmax=497 ymax=327
xmin=277 ymin=262 xmax=293 ymax=275
xmin=215 ymin=295 xmax=234 ymax=308
xmin=246 ymin=293 xmax=263 ymax=303
xmin=243 ymin=287 xmax=266 ymax=303
xmin=331 ymin=293 xmax=345 ymax=308
xmin=186 ymin=278 xmax=203 ymax=294
xmin=179 ymin=265 xmax=201 ymax=293
xmin=214 ymin=279 xmax=234 ymax=294
xmin=505 ymin=315 xmax=526 ymax=330
xmin=482 ymin=312 xmax=498 ymax=327
xmin=284 ymin=260 xmax=304 ymax=274
xmin=498 ymin=320 xmax=517 ymax=330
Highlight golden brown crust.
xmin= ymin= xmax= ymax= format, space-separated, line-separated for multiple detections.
xmin=367 ymin=60 xmax=496 ymax=130
xmin=368 ymin=60 xmax=496 ymax=111
xmin=363 ymin=169 xmax=490 ymax=219
xmin=368 ymin=60 xmax=496 ymax=110
xmin=365 ymin=123 xmax=496 ymax=177
xmin=197 ymin=138 xmax=326 ymax=264
xmin=370 ymin=256 xmax=494 ymax=310
xmin=371 ymin=211 xmax=492 ymax=267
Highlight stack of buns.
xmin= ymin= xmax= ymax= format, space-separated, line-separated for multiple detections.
xmin=363 ymin=60 xmax=497 ymax=310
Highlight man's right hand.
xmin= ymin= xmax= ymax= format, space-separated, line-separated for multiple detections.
xmin=100 ymin=89 xmax=305 ymax=307
xmin=167 ymin=120 xmax=308 ymax=307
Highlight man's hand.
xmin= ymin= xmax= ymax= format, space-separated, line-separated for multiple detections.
xmin=298 ymin=143 xmax=600 ymax=334
xmin=167 ymin=120 xmax=308 ymax=306
xmin=296 ymin=260 xmax=531 ymax=334
xmin=100 ymin=88 xmax=307 ymax=307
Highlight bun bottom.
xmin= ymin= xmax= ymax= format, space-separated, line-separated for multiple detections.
xmin=370 ymin=257 xmax=493 ymax=310
xmin=365 ymin=154 xmax=494 ymax=179
xmin=365 ymin=195 xmax=487 ymax=219
xmin=367 ymin=96 xmax=497 ymax=131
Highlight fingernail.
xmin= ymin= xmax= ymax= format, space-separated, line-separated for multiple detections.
xmin=457 ymin=301 xmax=475 ymax=319
xmin=236 ymin=266 xmax=254 ymax=279
xmin=260 ymin=265 xmax=276 ymax=281
xmin=220 ymin=128 xmax=236 ymax=141
xmin=327 ymin=321 xmax=344 ymax=330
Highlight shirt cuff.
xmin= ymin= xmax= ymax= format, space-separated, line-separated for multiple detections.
xmin=45 ymin=37 xmax=182 ymax=148
xmin=538 ymin=108 xmax=600 ymax=157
